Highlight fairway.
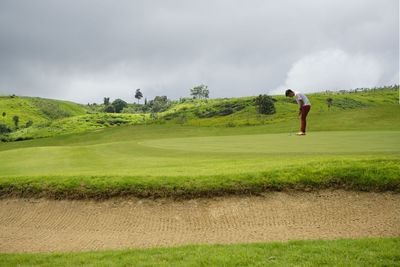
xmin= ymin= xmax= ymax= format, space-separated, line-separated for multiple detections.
xmin=0 ymin=130 xmax=399 ymax=178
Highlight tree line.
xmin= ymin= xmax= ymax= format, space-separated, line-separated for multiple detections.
xmin=95 ymin=84 xmax=211 ymax=114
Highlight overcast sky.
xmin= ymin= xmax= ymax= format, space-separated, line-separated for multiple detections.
xmin=0 ymin=0 xmax=398 ymax=104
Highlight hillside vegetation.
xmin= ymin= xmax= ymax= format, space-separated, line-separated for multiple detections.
xmin=0 ymin=95 xmax=89 ymax=139
xmin=1 ymin=86 xmax=398 ymax=141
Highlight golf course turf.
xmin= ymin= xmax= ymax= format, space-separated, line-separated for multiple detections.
xmin=0 ymin=127 xmax=399 ymax=199
xmin=0 ymin=89 xmax=399 ymax=266
xmin=1 ymin=103 xmax=400 ymax=199
xmin=1 ymin=238 xmax=399 ymax=267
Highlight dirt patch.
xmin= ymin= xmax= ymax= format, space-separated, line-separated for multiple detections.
xmin=0 ymin=190 xmax=399 ymax=253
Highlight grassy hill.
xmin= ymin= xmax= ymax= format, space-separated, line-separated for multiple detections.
xmin=160 ymin=87 xmax=398 ymax=127
xmin=0 ymin=95 xmax=89 ymax=131
xmin=1 ymin=86 xmax=398 ymax=141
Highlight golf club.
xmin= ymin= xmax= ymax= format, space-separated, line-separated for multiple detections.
xmin=288 ymin=114 xmax=300 ymax=136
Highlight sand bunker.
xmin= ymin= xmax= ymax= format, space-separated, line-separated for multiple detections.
xmin=1 ymin=190 xmax=399 ymax=253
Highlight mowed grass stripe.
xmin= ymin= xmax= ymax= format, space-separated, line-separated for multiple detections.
xmin=1 ymin=238 xmax=399 ymax=267
xmin=141 ymin=131 xmax=400 ymax=153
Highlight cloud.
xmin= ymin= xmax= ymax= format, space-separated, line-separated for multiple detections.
xmin=273 ymin=49 xmax=384 ymax=94
xmin=0 ymin=0 xmax=397 ymax=102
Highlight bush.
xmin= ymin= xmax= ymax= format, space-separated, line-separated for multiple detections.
xmin=13 ymin=115 xmax=19 ymax=128
xmin=148 ymin=96 xmax=171 ymax=113
xmin=219 ymin=108 xmax=234 ymax=116
xmin=112 ymin=99 xmax=128 ymax=113
xmin=0 ymin=123 xmax=12 ymax=134
xmin=254 ymin=94 xmax=276 ymax=115
xmin=103 ymin=105 xmax=115 ymax=113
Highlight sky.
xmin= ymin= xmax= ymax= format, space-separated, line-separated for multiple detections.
xmin=0 ymin=0 xmax=398 ymax=104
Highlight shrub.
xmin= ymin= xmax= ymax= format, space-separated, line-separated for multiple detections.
xmin=26 ymin=120 xmax=33 ymax=127
xmin=0 ymin=123 xmax=11 ymax=134
xmin=254 ymin=94 xmax=276 ymax=115
xmin=103 ymin=105 xmax=115 ymax=113
xmin=219 ymin=108 xmax=234 ymax=116
xmin=112 ymin=99 xmax=128 ymax=113
xmin=13 ymin=115 xmax=19 ymax=127
xmin=148 ymin=96 xmax=171 ymax=113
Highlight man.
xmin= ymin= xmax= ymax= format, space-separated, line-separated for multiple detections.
xmin=285 ymin=89 xmax=311 ymax=136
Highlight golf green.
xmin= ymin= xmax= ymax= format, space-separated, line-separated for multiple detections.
xmin=0 ymin=130 xmax=398 ymax=178
xmin=141 ymin=131 xmax=400 ymax=154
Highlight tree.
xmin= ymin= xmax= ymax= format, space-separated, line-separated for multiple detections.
xmin=103 ymin=97 xmax=110 ymax=105
xmin=326 ymin=98 xmax=333 ymax=110
xmin=148 ymin=96 xmax=170 ymax=113
xmin=103 ymin=105 xmax=115 ymax=113
xmin=111 ymin=99 xmax=128 ymax=113
xmin=254 ymin=94 xmax=276 ymax=115
xmin=2 ymin=112 xmax=5 ymax=118
xmin=190 ymin=84 xmax=209 ymax=99
xmin=135 ymin=89 xmax=143 ymax=104
xmin=13 ymin=115 xmax=19 ymax=128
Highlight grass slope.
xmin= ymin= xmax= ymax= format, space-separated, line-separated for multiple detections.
xmin=7 ymin=113 xmax=146 ymax=141
xmin=2 ymin=87 xmax=398 ymax=141
xmin=1 ymin=238 xmax=399 ymax=267
xmin=0 ymin=95 xmax=88 ymax=130
xmin=162 ymin=87 xmax=399 ymax=127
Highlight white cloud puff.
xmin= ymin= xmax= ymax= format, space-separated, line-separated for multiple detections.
xmin=274 ymin=49 xmax=384 ymax=94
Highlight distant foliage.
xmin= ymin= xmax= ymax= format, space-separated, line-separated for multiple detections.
xmin=0 ymin=123 xmax=11 ymax=134
xmin=13 ymin=115 xmax=19 ymax=127
xmin=148 ymin=96 xmax=171 ymax=113
xmin=26 ymin=120 xmax=33 ymax=127
xmin=254 ymin=94 xmax=276 ymax=115
xmin=112 ymin=99 xmax=128 ymax=113
xmin=135 ymin=89 xmax=143 ymax=104
xmin=326 ymin=98 xmax=333 ymax=110
xmin=190 ymin=84 xmax=209 ymax=99
xmin=30 ymin=98 xmax=73 ymax=119
xmin=103 ymin=105 xmax=115 ymax=113
xmin=333 ymin=98 xmax=368 ymax=109
xmin=103 ymin=97 xmax=110 ymax=105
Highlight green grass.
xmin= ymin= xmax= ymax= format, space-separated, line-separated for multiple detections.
xmin=2 ymin=87 xmax=398 ymax=141
xmin=1 ymin=238 xmax=399 ymax=266
xmin=0 ymin=89 xmax=399 ymax=198
xmin=0 ymin=122 xmax=399 ymax=198
xmin=0 ymin=95 xmax=88 ymax=130
xmin=162 ymin=87 xmax=399 ymax=127
xmin=7 ymin=113 xmax=147 ymax=141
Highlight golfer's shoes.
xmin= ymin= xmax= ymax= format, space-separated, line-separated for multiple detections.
xmin=296 ymin=131 xmax=306 ymax=136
